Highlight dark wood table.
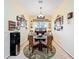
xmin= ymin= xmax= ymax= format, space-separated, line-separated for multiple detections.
xmin=34 ymin=38 xmax=47 ymax=51
xmin=35 ymin=30 xmax=46 ymax=35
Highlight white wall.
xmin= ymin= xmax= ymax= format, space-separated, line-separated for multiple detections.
xmin=51 ymin=0 xmax=74 ymax=57
xmin=52 ymin=18 xmax=74 ymax=56
xmin=4 ymin=0 xmax=29 ymax=58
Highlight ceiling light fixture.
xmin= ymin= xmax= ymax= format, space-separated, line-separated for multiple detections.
xmin=38 ymin=0 xmax=43 ymax=3
xmin=37 ymin=7 xmax=45 ymax=19
xmin=37 ymin=0 xmax=45 ymax=19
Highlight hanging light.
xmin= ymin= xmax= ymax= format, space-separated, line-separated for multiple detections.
xmin=37 ymin=13 xmax=45 ymax=19
xmin=37 ymin=7 xmax=45 ymax=19
xmin=37 ymin=0 xmax=45 ymax=19
xmin=38 ymin=0 xmax=43 ymax=3
xmin=38 ymin=7 xmax=43 ymax=16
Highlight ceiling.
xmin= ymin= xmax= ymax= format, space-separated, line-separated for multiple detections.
xmin=18 ymin=0 xmax=64 ymax=16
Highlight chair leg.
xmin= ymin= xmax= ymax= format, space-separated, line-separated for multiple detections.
xmin=47 ymin=48 xmax=48 ymax=53
xmin=50 ymin=45 xmax=52 ymax=51
xmin=29 ymin=47 xmax=30 ymax=50
xmin=50 ymin=48 xmax=52 ymax=51
xmin=32 ymin=47 xmax=34 ymax=53
xmin=29 ymin=45 xmax=31 ymax=50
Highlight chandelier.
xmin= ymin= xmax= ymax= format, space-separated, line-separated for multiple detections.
xmin=37 ymin=0 xmax=45 ymax=19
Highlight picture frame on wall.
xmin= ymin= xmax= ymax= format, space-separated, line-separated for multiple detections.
xmin=16 ymin=15 xmax=25 ymax=21
xmin=16 ymin=20 xmax=20 ymax=30
xmin=67 ymin=12 xmax=73 ymax=19
xmin=16 ymin=16 xmax=21 ymax=21
xmin=67 ymin=12 xmax=73 ymax=24
xmin=16 ymin=15 xmax=27 ymax=30
xmin=54 ymin=15 xmax=63 ymax=31
xmin=8 ymin=20 xmax=16 ymax=31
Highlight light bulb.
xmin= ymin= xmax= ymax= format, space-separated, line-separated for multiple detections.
xmin=38 ymin=14 xmax=44 ymax=17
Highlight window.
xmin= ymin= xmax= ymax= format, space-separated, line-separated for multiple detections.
xmin=33 ymin=21 xmax=48 ymax=28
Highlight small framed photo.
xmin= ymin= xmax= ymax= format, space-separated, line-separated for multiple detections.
xmin=16 ymin=16 xmax=21 ymax=21
xmin=67 ymin=12 xmax=73 ymax=19
xmin=8 ymin=20 xmax=16 ymax=31
xmin=54 ymin=15 xmax=64 ymax=31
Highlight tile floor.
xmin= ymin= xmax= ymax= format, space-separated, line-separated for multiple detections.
xmin=7 ymin=40 xmax=73 ymax=59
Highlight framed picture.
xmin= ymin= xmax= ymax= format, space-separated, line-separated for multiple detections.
xmin=54 ymin=15 xmax=63 ymax=31
xmin=16 ymin=16 xmax=21 ymax=21
xmin=67 ymin=12 xmax=73 ymax=24
xmin=16 ymin=15 xmax=27 ymax=30
xmin=67 ymin=12 xmax=73 ymax=19
xmin=8 ymin=20 xmax=16 ymax=31
xmin=16 ymin=21 xmax=20 ymax=30
xmin=16 ymin=15 xmax=25 ymax=21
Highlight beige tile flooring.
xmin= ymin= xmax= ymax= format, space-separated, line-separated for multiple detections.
xmin=7 ymin=40 xmax=73 ymax=59
xmin=51 ymin=41 xmax=73 ymax=59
